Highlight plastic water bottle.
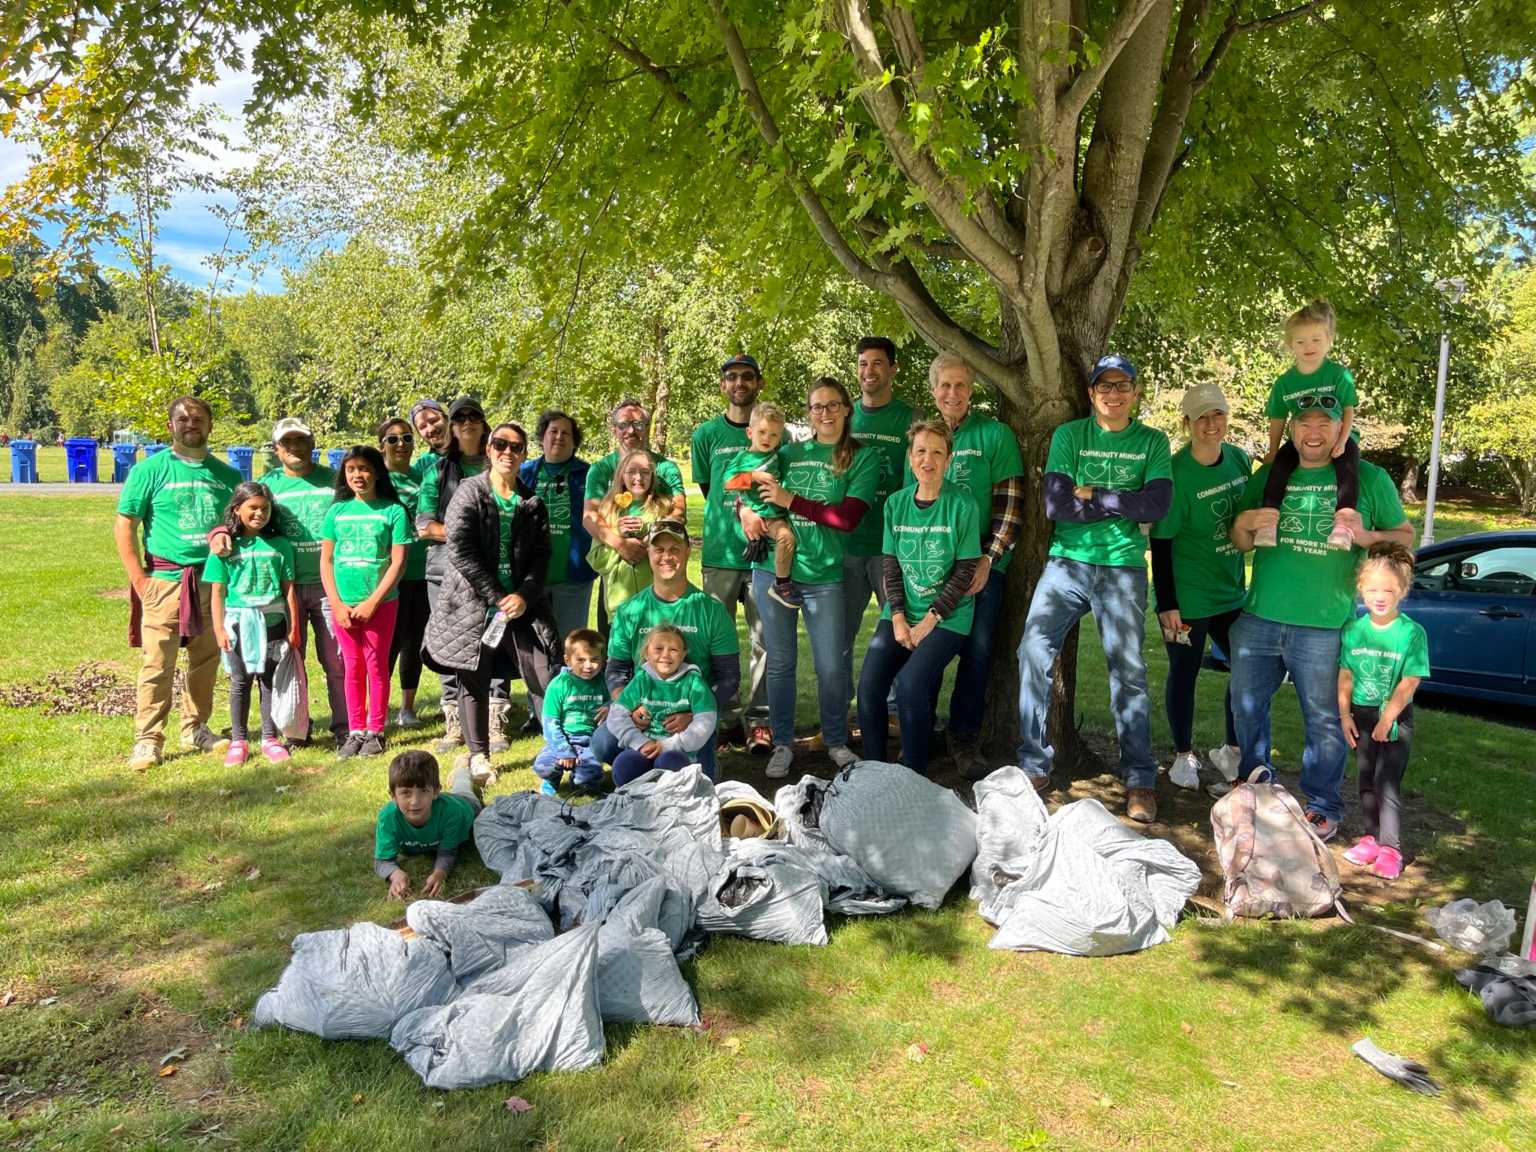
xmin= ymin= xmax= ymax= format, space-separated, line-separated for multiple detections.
xmin=481 ymin=609 xmax=508 ymax=648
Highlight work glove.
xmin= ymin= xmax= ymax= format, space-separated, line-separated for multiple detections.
xmin=1351 ymin=1038 xmax=1442 ymax=1096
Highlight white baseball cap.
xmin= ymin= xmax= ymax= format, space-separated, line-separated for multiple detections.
xmin=271 ymin=417 xmax=314 ymax=442
xmin=1179 ymin=381 xmax=1229 ymax=420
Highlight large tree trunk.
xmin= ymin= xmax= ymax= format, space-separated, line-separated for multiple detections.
xmin=1399 ymin=457 xmax=1423 ymax=503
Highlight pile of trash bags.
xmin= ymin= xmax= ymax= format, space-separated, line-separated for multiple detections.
xmin=253 ymin=762 xmax=1202 ymax=1088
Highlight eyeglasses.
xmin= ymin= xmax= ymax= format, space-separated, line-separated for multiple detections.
xmin=488 ymin=437 xmax=526 ymax=454
xmin=381 ymin=433 xmax=414 ymax=446
xmin=450 ymin=411 xmax=484 ymax=424
xmin=808 ymin=402 xmax=845 ymax=415
xmin=1296 ymin=394 xmax=1339 ymax=411
xmin=1090 ymin=379 xmax=1137 ymax=394
xmin=722 ymin=371 xmax=759 ymax=383
xmin=612 ymin=419 xmax=648 ymax=432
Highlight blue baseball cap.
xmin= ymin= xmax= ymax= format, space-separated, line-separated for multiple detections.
xmin=721 ymin=353 xmax=761 ymax=374
xmin=1089 ymin=354 xmax=1138 ymax=386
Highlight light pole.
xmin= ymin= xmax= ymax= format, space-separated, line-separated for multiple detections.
xmin=1420 ymin=276 xmax=1466 ymax=548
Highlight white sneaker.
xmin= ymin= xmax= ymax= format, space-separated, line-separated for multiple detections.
xmin=1170 ymin=752 xmax=1202 ymax=791
xmin=396 ymin=707 xmax=421 ymax=728
xmin=469 ymin=753 xmax=498 ymax=787
xmin=827 ymin=744 xmax=858 ymax=769
xmin=765 ymin=746 xmax=793 ymax=779
xmin=128 ymin=740 xmax=161 ymax=771
xmin=1207 ymin=744 xmax=1241 ymax=782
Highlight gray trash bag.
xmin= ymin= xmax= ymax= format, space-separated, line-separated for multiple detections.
xmin=727 ymin=834 xmax=904 ymax=918
xmin=405 ymin=885 xmax=555 ymax=982
xmin=815 ymin=761 xmax=977 ymax=911
xmin=473 ymin=792 xmax=588 ymax=895
xmin=587 ymin=764 xmax=723 ymax=853
xmin=1454 ymin=963 xmax=1536 ymax=1029
xmin=393 ymin=922 xmax=605 ymax=1089
xmin=1048 ymin=798 xmax=1201 ymax=927
xmin=970 ymin=767 xmax=1051 ymax=905
xmin=697 ymin=851 xmax=829 ymax=945
xmin=252 ymin=921 xmax=456 ymax=1039
xmin=774 ymin=777 xmax=834 ymax=851
xmin=595 ymin=877 xmax=700 ymax=1026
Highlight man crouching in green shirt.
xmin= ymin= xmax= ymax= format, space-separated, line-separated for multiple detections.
xmin=375 ymin=750 xmax=482 ymax=899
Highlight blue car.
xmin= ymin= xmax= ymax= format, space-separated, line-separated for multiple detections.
xmin=1367 ymin=530 xmax=1536 ymax=706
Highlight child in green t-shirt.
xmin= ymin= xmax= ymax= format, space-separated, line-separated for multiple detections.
xmin=375 ymin=750 xmax=482 ymax=899
xmin=1337 ymin=543 xmax=1429 ymax=880
xmin=723 ymin=402 xmax=800 ymax=609
xmin=1257 ymin=298 xmax=1360 ymax=551
xmin=605 ymin=624 xmax=718 ymax=786
xmin=533 ymin=629 xmax=609 ymax=795
xmin=208 ymin=482 xmax=300 ymax=767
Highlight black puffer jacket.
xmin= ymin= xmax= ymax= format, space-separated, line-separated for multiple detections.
xmin=422 ymin=471 xmax=560 ymax=691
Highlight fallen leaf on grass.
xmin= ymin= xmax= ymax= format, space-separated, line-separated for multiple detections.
xmin=904 ymin=1042 xmax=928 ymax=1063
xmin=1181 ymin=1021 xmax=1193 ymax=1035
xmin=109 ymin=1124 xmax=125 ymax=1134
xmin=353 ymin=1094 xmax=363 ymax=1104
xmin=73 ymin=854 xmax=86 ymax=862
xmin=201 ymin=881 xmax=223 ymax=892
xmin=432 ymin=1100 xmax=444 ymax=1109
xmin=36 ymin=997 xmax=57 ymax=1006
xmin=503 ymin=1095 xmax=532 ymax=1113
xmin=206 ymin=855 xmax=218 ymax=864
xmin=1219 ymin=1080 xmax=1238 ymax=1088
xmin=217 ymin=789 xmax=233 ymax=798
xmin=231 ymin=1017 xmax=244 ymax=1029
xmin=160 ymin=1047 xmax=188 ymax=1066
xmin=721 ymin=1036 xmax=741 ymax=1053
xmin=1096 ymin=1095 xmax=1113 ymax=1109
xmin=735 ymin=1112 xmax=755 ymax=1126
xmin=158 ymin=1066 xmax=178 ymax=1078
xmin=0 ymin=994 xmax=14 ymax=1008
xmin=25 ymin=797 xmax=45 ymax=806
xmin=245 ymin=868 xmax=261 ymax=882
xmin=163 ymin=812 xmax=174 ymax=823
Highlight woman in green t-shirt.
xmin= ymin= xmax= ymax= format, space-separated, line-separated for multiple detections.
xmin=380 ymin=417 xmax=431 ymax=728
xmin=740 ymin=377 xmax=880 ymax=778
xmin=856 ymin=420 xmax=979 ymax=776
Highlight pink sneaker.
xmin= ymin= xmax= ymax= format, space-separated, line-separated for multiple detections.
xmin=1342 ymin=835 xmax=1379 ymax=866
xmin=223 ymin=740 xmax=250 ymax=767
xmin=1371 ymin=844 xmax=1403 ymax=879
xmin=261 ymin=738 xmax=291 ymax=764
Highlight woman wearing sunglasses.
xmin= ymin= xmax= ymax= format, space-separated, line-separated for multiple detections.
xmin=379 ymin=417 xmax=432 ymax=727
xmin=423 ymin=422 xmax=561 ymax=784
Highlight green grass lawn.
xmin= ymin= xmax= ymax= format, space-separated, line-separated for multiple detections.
xmin=0 ymin=492 xmax=1532 ymax=1151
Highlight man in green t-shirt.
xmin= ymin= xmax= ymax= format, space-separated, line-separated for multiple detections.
xmin=260 ymin=416 xmax=349 ymax=748
xmin=113 ymin=394 xmax=243 ymax=770
xmin=844 ymin=336 xmax=921 ymax=711
xmin=1016 ymin=354 xmax=1173 ymax=824
xmin=691 ymin=353 xmax=771 ymax=751
xmin=1228 ymin=406 xmax=1414 ymax=841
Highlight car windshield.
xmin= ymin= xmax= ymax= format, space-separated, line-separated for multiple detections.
xmin=1413 ymin=544 xmax=1536 ymax=596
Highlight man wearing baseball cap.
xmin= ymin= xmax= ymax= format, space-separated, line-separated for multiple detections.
xmin=589 ymin=518 xmax=741 ymax=779
xmin=408 ymin=399 xmax=449 ymax=479
xmin=1016 ymin=353 xmax=1173 ymax=823
xmin=263 ymin=416 xmax=350 ymax=748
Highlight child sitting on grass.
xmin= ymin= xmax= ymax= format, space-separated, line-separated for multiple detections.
xmin=532 ymin=628 xmax=609 ymax=796
xmin=375 ymin=749 xmax=482 ymax=899
xmin=606 ymin=624 xmax=718 ymax=785
xmin=723 ymin=401 xmax=801 ymax=608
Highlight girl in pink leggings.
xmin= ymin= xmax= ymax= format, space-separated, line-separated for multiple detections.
xmin=320 ymin=446 xmax=412 ymax=758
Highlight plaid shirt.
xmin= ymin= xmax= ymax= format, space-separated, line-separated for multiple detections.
xmin=983 ymin=475 xmax=1026 ymax=564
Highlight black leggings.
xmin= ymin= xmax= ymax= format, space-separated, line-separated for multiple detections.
xmin=1353 ymin=702 xmax=1413 ymax=850
xmin=1164 ymin=607 xmax=1240 ymax=753
xmin=388 ymin=578 xmax=431 ymax=691
xmin=229 ymin=620 xmax=283 ymax=743
xmin=1262 ymin=436 xmax=1359 ymax=510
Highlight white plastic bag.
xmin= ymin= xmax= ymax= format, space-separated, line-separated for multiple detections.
xmin=269 ymin=641 xmax=308 ymax=740
xmin=1426 ymin=899 xmax=1518 ymax=955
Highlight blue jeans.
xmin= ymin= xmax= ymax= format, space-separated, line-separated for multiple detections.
xmin=946 ymin=566 xmax=1006 ymax=736
xmin=531 ymin=734 xmax=604 ymax=789
xmin=592 ymin=723 xmax=716 ymax=780
xmin=1228 ymin=611 xmax=1347 ymax=821
xmin=1016 ymin=558 xmax=1155 ymax=789
xmin=612 ymin=748 xmax=694 ymax=787
xmin=857 ymin=618 xmax=967 ymax=775
xmin=753 ymin=568 xmax=848 ymax=749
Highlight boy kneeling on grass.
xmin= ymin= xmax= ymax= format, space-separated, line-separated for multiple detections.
xmin=375 ymin=749 xmax=481 ymax=899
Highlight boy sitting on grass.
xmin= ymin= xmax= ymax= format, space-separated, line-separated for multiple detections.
xmin=375 ymin=749 xmax=481 ymax=899
xmin=532 ymin=628 xmax=609 ymax=796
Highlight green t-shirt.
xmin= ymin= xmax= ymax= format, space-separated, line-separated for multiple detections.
xmin=585 ymin=449 xmax=684 ymax=503
xmin=848 ymin=396 xmax=919 ymax=556
xmin=617 ymin=665 xmax=717 ymax=740
xmin=375 ymin=793 xmax=477 ymax=861
xmin=1339 ymin=613 xmax=1430 ymax=707
xmin=722 ymin=447 xmax=783 ymax=520
xmin=492 ymin=488 xmax=522 ymax=593
xmin=543 ymin=667 xmax=608 ymax=740
xmin=1266 ymin=359 xmax=1360 ymax=440
xmin=264 ymin=466 xmax=339 ymax=586
xmin=527 ymin=458 xmax=574 ymax=586
xmin=691 ymin=415 xmax=753 ymax=571
xmin=944 ymin=412 xmax=1026 ymax=573
xmin=1150 ymin=443 xmax=1252 ymax=619
xmin=204 ymin=535 xmax=296 ymax=624
xmin=1047 ymin=417 xmax=1173 ymax=568
xmin=388 ymin=468 xmax=429 ymax=582
xmin=320 ymin=498 xmax=413 ymax=606
xmin=754 ymin=439 xmax=881 ymax=584
xmin=609 ymin=584 xmax=739 ymax=689
xmin=410 ymin=451 xmax=442 ymax=482
xmin=116 ymin=451 xmax=242 ymax=579
xmin=1239 ymin=459 xmax=1407 ymax=629
xmin=879 ymin=481 xmax=981 ymax=635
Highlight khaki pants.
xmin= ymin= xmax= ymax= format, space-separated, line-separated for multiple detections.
xmin=700 ymin=565 xmax=768 ymax=729
xmin=134 ymin=578 xmax=221 ymax=746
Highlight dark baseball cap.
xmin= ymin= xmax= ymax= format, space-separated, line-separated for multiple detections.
xmin=721 ymin=353 xmax=761 ymax=374
xmin=447 ymin=396 xmax=485 ymax=421
xmin=409 ymin=398 xmax=445 ymax=423
xmin=1089 ymin=353 xmax=1139 ymax=386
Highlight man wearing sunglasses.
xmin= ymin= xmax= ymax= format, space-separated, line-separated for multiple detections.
xmin=1228 ymin=405 xmax=1413 ymax=842
xmin=1018 ymin=353 xmax=1173 ymax=824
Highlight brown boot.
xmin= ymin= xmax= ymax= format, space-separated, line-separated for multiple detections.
xmin=1127 ymin=787 xmax=1157 ymax=824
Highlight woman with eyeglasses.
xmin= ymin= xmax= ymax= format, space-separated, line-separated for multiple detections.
xmin=739 ymin=376 xmax=880 ymax=778
xmin=423 ymin=422 xmax=561 ymax=783
xmin=379 ymin=417 xmax=433 ymax=727
xmin=520 ymin=410 xmax=596 ymax=643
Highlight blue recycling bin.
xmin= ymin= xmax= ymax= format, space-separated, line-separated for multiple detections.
xmin=227 ymin=445 xmax=255 ymax=481
xmin=311 ymin=448 xmax=322 ymax=464
xmin=111 ymin=443 xmax=140 ymax=482
xmin=143 ymin=443 xmax=167 ymax=458
xmin=9 ymin=440 xmax=38 ymax=484
xmin=65 ymin=438 xmax=99 ymax=483
xmin=327 ymin=448 xmax=345 ymax=469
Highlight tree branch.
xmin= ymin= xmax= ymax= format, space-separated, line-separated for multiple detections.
xmin=1056 ymin=0 xmax=1164 ymax=133
xmin=1192 ymin=2 xmax=1319 ymax=93
xmin=559 ymin=0 xmax=693 ymax=107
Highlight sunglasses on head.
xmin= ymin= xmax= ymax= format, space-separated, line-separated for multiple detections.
xmin=381 ymin=433 xmax=414 ymax=446
xmin=1296 ymin=394 xmax=1339 ymax=411
xmin=488 ymin=436 xmax=526 ymax=454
